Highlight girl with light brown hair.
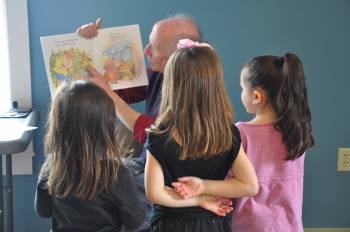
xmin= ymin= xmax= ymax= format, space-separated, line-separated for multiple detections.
xmin=144 ymin=39 xmax=258 ymax=232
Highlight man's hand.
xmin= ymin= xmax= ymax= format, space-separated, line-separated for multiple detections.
xmin=172 ymin=176 xmax=205 ymax=199
xmin=86 ymin=65 xmax=141 ymax=131
xmin=86 ymin=65 xmax=112 ymax=94
xmin=76 ymin=18 xmax=102 ymax=39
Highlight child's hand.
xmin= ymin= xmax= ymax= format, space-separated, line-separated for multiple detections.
xmin=171 ymin=176 xmax=204 ymax=198
xmin=199 ymin=196 xmax=233 ymax=216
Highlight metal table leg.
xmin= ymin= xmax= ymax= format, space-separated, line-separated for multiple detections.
xmin=6 ymin=154 xmax=13 ymax=232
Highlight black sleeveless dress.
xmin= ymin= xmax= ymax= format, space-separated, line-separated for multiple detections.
xmin=145 ymin=125 xmax=241 ymax=232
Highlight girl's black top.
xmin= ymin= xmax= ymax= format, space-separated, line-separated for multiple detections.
xmin=35 ymin=165 xmax=145 ymax=232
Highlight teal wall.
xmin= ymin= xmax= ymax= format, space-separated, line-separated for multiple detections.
xmin=10 ymin=0 xmax=349 ymax=231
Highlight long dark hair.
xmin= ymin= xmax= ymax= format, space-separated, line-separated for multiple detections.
xmin=42 ymin=80 xmax=121 ymax=200
xmin=244 ymin=53 xmax=314 ymax=160
xmin=150 ymin=47 xmax=234 ymax=160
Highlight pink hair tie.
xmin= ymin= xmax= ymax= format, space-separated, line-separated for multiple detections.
xmin=177 ymin=39 xmax=213 ymax=50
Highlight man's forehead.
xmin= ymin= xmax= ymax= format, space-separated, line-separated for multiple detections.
xmin=149 ymin=24 xmax=170 ymax=43
xmin=149 ymin=23 xmax=164 ymax=39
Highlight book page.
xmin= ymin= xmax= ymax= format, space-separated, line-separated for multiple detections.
xmin=40 ymin=34 xmax=93 ymax=97
xmin=93 ymin=24 xmax=148 ymax=90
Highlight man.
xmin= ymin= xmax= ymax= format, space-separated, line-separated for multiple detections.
xmin=78 ymin=15 xmax=202 ymax=146
xmin=77 ymin=14 xmax=203 ymax=231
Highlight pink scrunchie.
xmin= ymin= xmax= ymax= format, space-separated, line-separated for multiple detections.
xmin=177 ymin=39 xmax=213 ymax=50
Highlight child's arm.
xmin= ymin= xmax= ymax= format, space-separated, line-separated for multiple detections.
xmin=172 ymin=144 xmax=259 ymax=199
xmin=34 ymin=177 xmax=52 ymax=218
xmin=145 ymin=151 xmax=232 ymax=216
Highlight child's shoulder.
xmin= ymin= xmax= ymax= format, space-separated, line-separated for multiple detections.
xmin=146 ymin=130 xmax=169 ymax=145
xmin=235 ymin=121 xmax=245 ymax=126
xmin=234 ymin=121 xmax=250 ymax=130
xmin=234 ymin=121 xmax=274 ymax=138
xmin=235 ymin=121 xmax=274 ymax=129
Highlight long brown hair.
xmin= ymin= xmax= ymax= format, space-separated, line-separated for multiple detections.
xmin=244 ymin=53 xmax=314 ymax=160
xmin=42 ymin=80 xmax=121 ymax=200
xmin=150 ymin=46 xmax=234 ymax=160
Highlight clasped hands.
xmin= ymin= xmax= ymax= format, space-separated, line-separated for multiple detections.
xmin=172 ymin=177 xmax=233 ymax=216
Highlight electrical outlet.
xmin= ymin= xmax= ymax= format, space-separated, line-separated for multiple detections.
xmin=338 ymin=148 xmax=350 ymax=171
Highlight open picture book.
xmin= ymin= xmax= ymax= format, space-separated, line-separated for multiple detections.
xmin=40 ymin=24 xmax=148 ymax=97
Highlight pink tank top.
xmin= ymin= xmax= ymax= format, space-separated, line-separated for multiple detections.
xmin=231 ymin=122 xmax=305 ymax=232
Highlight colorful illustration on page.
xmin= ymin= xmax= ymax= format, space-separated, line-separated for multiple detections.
xmin=102 ymin=40 xmax=136 ymax=84
xmin=49 ymin=48 xmax=92 ymax=88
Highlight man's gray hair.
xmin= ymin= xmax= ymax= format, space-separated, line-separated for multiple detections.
xmin=165 ymin=13 xmax=203 ymax=41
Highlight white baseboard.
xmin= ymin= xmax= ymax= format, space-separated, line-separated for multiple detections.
xmin=304 ymin=229 xmax=350 ymax=232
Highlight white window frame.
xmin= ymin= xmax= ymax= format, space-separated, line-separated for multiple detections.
xmin=0 ymin=0 xmax=11 ymax=111
xmin=1 ymin=0 xmax=34 ymax=175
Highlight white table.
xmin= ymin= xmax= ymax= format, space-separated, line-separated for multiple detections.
xmin=0 ymin=110 xmax=38 ymax=232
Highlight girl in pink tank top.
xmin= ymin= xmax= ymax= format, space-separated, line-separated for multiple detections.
xmin=232 ymin=53 xmax=314 ymax=232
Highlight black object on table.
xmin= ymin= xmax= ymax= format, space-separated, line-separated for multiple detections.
xmin=0 ymin=109 xmax=38 ymax=232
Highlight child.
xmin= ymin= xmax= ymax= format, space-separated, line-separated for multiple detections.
xmin=174 ymin=53 xmax=314 ymax=232
xmin=144 ymin=39 xmax=259 ymax=232
xmin=231 ymin=53 xmax=315 ymax=232
xmin=35 ymin=80 xmax=145 ymax=232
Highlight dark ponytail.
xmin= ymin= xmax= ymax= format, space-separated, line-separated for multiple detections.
xmin=245 ymin=53 xmax=314 ymax=160
xmin=276 ymin=53 xmax=314 ymax=159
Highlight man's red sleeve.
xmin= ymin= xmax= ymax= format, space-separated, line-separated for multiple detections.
xmin=114 ymin=86 xmax=147 ymax=104
xmin=133 ymin=114 xmax=155 ymax=143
